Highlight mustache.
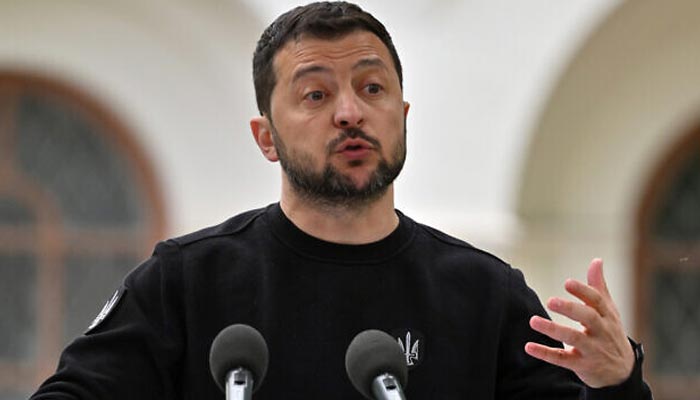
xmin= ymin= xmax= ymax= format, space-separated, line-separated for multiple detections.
xmin=327 ymin=128 xmax=381 ymax=153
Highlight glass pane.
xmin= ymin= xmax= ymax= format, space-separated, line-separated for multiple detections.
xmin=63 ymin=254 xmax=139 ymax=343
xmin=654 ymin=150 xmax=700 ymax=240
xmin=0 ymin=197 xmax=34 ymax=225
xmin=15 ymin=93 xmax=143 ymax=229
xmin=652 ymin=267 xmax=700 ymax=374
xmin=0 ymin=253 xmax=36 ymax=359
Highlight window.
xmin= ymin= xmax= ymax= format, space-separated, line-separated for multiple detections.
xmin=0 ymin=72 xmax=165 ymax=399
xmin=636 ymin=123 xmax=700 ymax=399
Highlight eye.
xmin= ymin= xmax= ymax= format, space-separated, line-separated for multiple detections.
xmin=364 ymin=83 xmax=383 ymax=95
xmin=305 ymin=90 xmax=325 ymax=102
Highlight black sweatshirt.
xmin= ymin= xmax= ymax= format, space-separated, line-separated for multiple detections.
xmin=31 ymin=203 xmax=651 ymax=399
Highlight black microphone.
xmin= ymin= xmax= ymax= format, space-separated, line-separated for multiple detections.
xmin=345 ymin=330 xmax=409 ymax=400
xmin=209 ymin=324 xmax=269 ymax=400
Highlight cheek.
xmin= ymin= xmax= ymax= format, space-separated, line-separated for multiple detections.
xmin=383 ymin=104 xmax=407 ymax=137
xmin=277 ymin=107 xmax=327 ymax=133
xmin=275 ymin=124 xmax=329 ymax=164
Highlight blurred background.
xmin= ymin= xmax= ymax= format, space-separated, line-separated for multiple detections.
xmin=1 ymin=0 xmax=699 ymax=398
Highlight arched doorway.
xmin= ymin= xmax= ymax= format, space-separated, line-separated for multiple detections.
xmin=0 ymin=72 xmax=165 ymax=398
xmin=515 ymin=0 xmax=700 ymax=338
xmin=636 ymin=123 xmax=700 ymax=399
xmin=515 ymin=2 xmax=700 ymax=397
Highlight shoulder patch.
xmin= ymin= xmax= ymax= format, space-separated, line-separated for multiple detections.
xmin=86 ymin=286 xmax=126 ymax=334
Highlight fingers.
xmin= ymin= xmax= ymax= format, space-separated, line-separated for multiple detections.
xmin=563 ymin=280 xmax=610 ymax=318
xmin=524 ymin=341 xmax=579 ymax=371
xmin=562 ymin=258 xmax=618 ymax=319
xmin=545 ymin=296 xmax=603 ymax=331
xmin=587 ymin=258 xmax=610 ymax=298
xmin=530 ymin=315 xmax=589 ymax=349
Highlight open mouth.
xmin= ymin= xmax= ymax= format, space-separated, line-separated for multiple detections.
xmin=333 ymin=140 xmax=374 ymax=162
xmin=336 ymin=139 xmax=373 ymax=153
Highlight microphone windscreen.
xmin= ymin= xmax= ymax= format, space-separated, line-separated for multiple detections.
xmin=345 ymin=329 xmax=408 ymax=399
xmin=209 ymin=324 xmax=269 ymax=392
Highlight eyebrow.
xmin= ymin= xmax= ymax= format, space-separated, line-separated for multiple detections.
xmin=291 ymin=57 xmax=388 ymax=83
xmin=292 ymin=65 xmax=331 ymax=83
xmin=352 ymin=57 xmax=388 ymax=72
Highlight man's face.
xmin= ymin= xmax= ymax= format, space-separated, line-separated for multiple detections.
xmin=260 ymin=30 xmax=409 ymax=206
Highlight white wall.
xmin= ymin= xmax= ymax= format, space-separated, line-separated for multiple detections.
xmin=516 ymin=0 xmax=700 ymax=331
xmin=0 ymin=0 xmax=617 ymax=247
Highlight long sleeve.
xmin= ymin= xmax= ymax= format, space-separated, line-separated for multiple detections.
xmin=496 ymin=268 xmax=652 ymax=400
xmin=30 ymin=241 xmax=186 ymax=400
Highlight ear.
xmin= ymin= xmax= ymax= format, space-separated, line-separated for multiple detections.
xmin=403 ymin=101 xmax=410 ymax=117
xmin=250 ymin=115 xmax=279 ymax=162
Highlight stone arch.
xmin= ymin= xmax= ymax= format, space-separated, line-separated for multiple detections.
xmin=515 ymin=0 xmax=700 ymax=337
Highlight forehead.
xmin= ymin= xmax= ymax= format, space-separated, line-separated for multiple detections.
xmin=273 ymin=30 xmax=395 ymax=81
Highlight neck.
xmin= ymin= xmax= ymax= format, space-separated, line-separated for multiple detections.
xmin=279 ymin=181 xmax=399 ymax=245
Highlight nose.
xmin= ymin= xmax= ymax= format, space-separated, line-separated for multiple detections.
xmin=333 ymin=90 xmax=364 ymax=128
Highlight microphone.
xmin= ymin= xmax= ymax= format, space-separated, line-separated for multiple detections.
xmin=209 ymin=324 xmax=269 ymax=400
xmin=345 ymin=329 xmax=409 ymax=400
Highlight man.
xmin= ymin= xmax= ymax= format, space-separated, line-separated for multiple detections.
xmin=32 ymin=2 xmax=651 ymax=399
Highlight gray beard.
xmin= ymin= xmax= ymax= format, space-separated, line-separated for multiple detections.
xmin=272 ymin=125 xmax=406 ymax=209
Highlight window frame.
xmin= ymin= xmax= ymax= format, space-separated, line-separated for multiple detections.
xmin=635 ymin=121 xmax=700 ymax=398
xmin=0 ymin=71 xmax=166 ymax=394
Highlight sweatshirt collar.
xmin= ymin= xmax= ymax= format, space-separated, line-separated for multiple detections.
xmin=264 ymin=202 xmax=415 ymax=264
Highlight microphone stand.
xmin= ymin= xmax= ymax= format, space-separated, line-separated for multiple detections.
xmin=226 ymin=367 xmax=254 ymax=400
xmin=371 ymin=373 xmax=407 ymax=400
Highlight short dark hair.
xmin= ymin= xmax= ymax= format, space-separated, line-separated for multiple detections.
xmin=252 ymin=1 xmax=403 ymax=116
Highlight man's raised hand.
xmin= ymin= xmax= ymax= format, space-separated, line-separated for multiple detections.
xmin=524 ymin=258 xmax=635 ymax=388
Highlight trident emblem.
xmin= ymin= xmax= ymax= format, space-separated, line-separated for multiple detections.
xmin=397 ymin=331 xmax=420 ymax=366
